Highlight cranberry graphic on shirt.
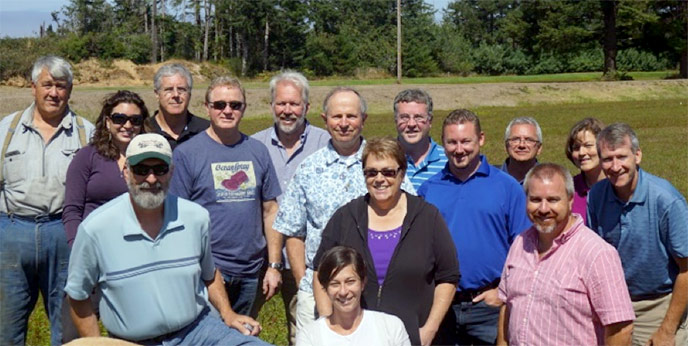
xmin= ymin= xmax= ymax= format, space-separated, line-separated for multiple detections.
xmin=211 ymin=161 xmax=256 ymax=202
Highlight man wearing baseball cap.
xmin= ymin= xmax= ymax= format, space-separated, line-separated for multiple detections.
xmin=64 ymin=133 xmax=269 ymax=345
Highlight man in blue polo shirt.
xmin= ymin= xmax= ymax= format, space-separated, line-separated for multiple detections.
xmin=418 ymin=109 xmax=531 ymax=345
xmin=393 ymin=88 xmax=447 ymax=190
xmin=587 ymin=123 xmax=688 ymax=346
xmin=65 ymin=134 xmax=267 ymax=345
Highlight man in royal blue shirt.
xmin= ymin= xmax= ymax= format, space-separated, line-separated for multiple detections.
xmin=418 ymin=109 xmax=531 ymax=345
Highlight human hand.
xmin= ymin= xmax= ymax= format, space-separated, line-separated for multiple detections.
xmin=227 ymin=313 xmax=261 ymax=336
xmin=262 ymin=267 xmax=282 ymax=301
xmin=419 ymin=324 xmax=438 ymax=346
xmin=472 ymin=288 xmax=503 ymax=307
xmin=645 ymin=326 xmax=675 ymax=346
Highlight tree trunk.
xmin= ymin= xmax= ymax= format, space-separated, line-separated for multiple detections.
xmin=214 ymin=3 xmax=219 ymax=61
xmin=160 ymin=0 xmax=165 ymax=61
xmin=602 ymin=0 xmax=617 ymax=76
xmin=151 ymin=0 xmax=157 ymax=63
xmin=195 ymin=0 xmax=201 ymax=61
xmin=240 ymin=32 xmax=248 ymax=76
xmin=263 ymin=14 xmax=269 ymax=71
xmin=203 ymin=0 xmax=211 ymax=62
xmin=681 ymin=0 xmax=688 ymax=78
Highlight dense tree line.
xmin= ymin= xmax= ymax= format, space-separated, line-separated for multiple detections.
xmin=1 ymin=0 xmax=686 ymax=81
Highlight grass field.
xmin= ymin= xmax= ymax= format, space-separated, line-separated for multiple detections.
xmin=23 ymin=96 xmax=688 ymax=345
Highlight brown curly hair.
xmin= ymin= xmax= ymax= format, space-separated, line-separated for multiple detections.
xmin=91 ymin=90 xmax=149 ymax=160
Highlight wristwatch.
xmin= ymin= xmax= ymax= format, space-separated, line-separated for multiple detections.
xmin=268 ymin=262 xmax=284 ymax=271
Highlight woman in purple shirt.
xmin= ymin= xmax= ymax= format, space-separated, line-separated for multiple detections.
xmin=565 ymin=117 xmax=605 ymax=225
xmin=313 ymin=137 xmax=460 ymax=346
xmin=62 ymin=90 xmax=149 ymax=245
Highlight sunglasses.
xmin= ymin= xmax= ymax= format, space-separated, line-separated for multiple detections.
xmin=110 ymin=113 xmax=144 ymax=126
xmin=363 ymin=168 xmax=400 ymax=178
xmin=209 ymin=101 xmax=244 ymax=111
xmin=130 ymin=163 xmax=169 ymax=176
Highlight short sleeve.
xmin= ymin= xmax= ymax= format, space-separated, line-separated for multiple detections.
xmin=260 ymin=149 xmax=282 ymax=201
xmin=64 ymin=226 xmax=100 ymax=300
xmin=585 ymin=246 xmax=635 ymax=325
xmin=664 ymin=198 xmax=688 ymax=258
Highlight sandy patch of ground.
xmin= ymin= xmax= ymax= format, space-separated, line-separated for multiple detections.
xmin=1 ymin=77 xmax=686 ymax=120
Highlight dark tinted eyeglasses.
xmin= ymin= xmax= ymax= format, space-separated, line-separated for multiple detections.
xmin=209 ymin=101 xmax=244 ymax=111
xmin=131 ymin=163 xmax=169 ymax=176
xmin=363 ymin=168 xmax=400 ymax=178
xmin=110 ymin=113 xmax=144 ymax=126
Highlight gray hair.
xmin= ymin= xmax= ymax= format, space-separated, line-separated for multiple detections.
xmin=504 ymin=117 xmax=543 ymax=143
xmin=154 ymin=63 xmax=193 ymax=92
xmin=524 ymin=163 xmax=574 ymax=198
xmin=31 ymin=56 xmax=73 ymax=86
xmin=205 ymin=76 xmax=246 ymax=103
xmin=322 ymin=87 xmax=367 ymax=116
xmin=269 ymin=70 xmax=309 ymax=105
xmin=596 ymin=123 xmax=640 ymax=154
xmin=393 ymin=89 xmax=433 ymax=118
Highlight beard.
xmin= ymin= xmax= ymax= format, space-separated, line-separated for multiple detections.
xmin=534 ymin=223 xmax=556 ymax=234
xmin=128 ymin=180 xmax=167 ymax=209
xmin=274 ymin=110 xmax=306 ymax=135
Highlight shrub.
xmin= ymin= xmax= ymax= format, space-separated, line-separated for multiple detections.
xmin=526 ymin=54 xmax=565 ymax=75
xmin=568 ymin=49 xmax=603 ymax=72
xmin=617 ymin=48 xmax=672 ymax=71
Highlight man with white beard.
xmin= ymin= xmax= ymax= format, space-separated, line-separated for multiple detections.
xmin=65 ymin=134 xmax=267 ymax=345
xmin=496 ymin=163 xmax=634 ymax=346
xmin=251 ymin=71 xmax=329 ymax=345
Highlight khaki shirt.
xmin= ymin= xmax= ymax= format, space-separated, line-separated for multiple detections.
xmin=0 ymin=103 xmax=94 ymax=216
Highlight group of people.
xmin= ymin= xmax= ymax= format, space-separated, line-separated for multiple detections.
xmin=0 ymin=55 xmax=685 ymax=346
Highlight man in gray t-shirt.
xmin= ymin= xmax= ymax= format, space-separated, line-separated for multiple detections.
xmin=0 ymin=55 xmax=94 ymax=345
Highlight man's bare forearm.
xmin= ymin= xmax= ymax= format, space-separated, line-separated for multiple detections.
xmin=286 ymin=236 xmax=306 ymax=284
xmin=69 ymin=297 xmax=100 ymax=337
xmin=263 ymin=199 xmax=282 ymax=264
xmin=604 ymin=321 xmax=632 ymax=346
xmin=205 ymin=269 xmax=235 ymax=321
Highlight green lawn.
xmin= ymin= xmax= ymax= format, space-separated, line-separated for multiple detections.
xmin=27 ymin=97 xmax=687 ymax=345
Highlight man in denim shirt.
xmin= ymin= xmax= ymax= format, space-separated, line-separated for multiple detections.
xmin=0 ymin=55 xmax=94 ymax=345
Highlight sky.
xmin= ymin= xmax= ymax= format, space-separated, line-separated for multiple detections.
xmin=0 ymin=0 xmax=451 ymax=38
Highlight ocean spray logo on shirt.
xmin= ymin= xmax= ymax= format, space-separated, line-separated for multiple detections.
xmin=212 ymin=161 xmax=256 ymax=202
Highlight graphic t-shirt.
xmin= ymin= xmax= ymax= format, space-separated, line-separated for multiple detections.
xmin=170 ymin=132 xmax=281 ymax=276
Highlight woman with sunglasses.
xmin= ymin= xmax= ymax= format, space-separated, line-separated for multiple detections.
xmin=564 ymin=117 xmax=605 ymax=224
xmin=63 ymin=90 xmax=149 ymax=246
xmin=297 ymin=246 xmax=410 ymax=345
xmin=313 ymin=137 xmax=460 ymax=346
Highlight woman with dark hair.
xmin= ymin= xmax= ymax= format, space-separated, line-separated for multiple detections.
xmin=565 ymin=117 xmax=605 ymax=224
xmin=62 ymin=90 xmax=149 ymax=245
xmin=297 ymin=246 xmax=410 ymax=346
xmin=313 ymin=137 xmax=460 ymax=346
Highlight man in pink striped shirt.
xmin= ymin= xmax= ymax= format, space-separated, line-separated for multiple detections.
xmin=496 ymin=163 xmax=635 ymax=345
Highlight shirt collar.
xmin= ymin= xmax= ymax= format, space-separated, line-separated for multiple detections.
xmin=605 ymin=167 xmax=647 ymax=204
xmin=21 ymin=102 xmax=74 ymax=131
xmin=425 ymin=138 xmax=443 ymax=163
xmin=122 ymin=194 xmax=184 ymax=240
xmin=324 ymin=137 xmax=365 ymax=166
xmin=525 ymin=214 xmax=585 ymax=250
xmin=440 ymin=155 xmax=490 ymax=181
xmin=269 ymin=120 xmax=311 ymax=148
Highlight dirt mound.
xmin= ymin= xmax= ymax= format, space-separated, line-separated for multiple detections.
xmin=0 ymin=58 xmax=227 ymax=87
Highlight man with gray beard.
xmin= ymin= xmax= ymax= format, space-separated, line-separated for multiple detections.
xmin=65 ymin=134 xmax=268 ymax=345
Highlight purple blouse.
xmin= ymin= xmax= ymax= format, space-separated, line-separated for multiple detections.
xmin=368 ymin=226 xmax=402 ymax=286
xmin=572 ymin=173 xmax=591 ymax=225
xmin=62 ymin=144 xmax=128 ymax=245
